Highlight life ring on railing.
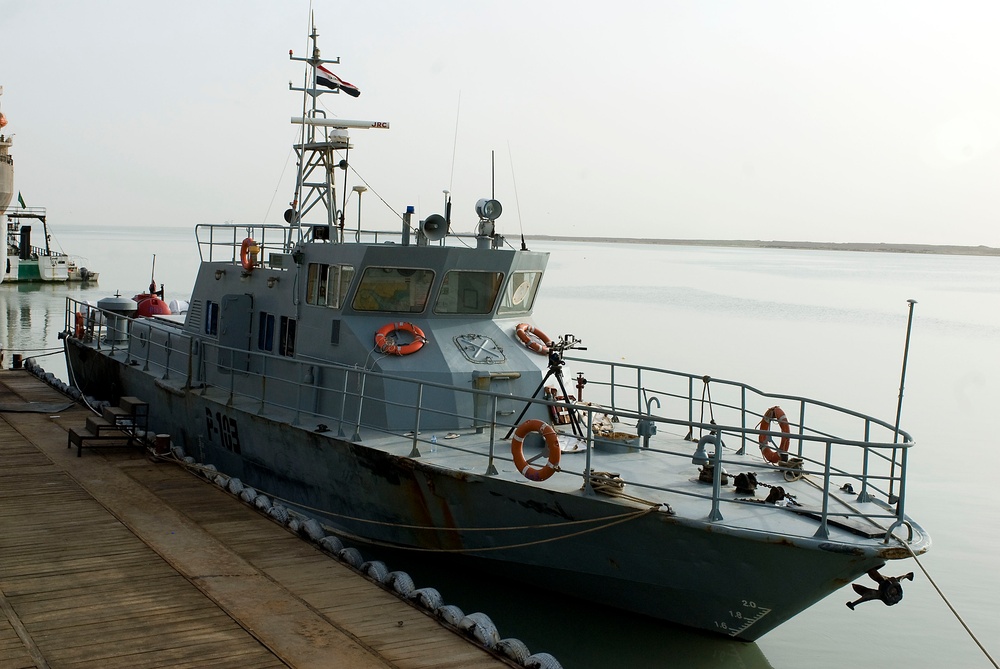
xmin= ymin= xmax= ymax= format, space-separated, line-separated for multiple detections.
xmin=374 ymin=322 xmax=427 ymax=356
xmin=758 ymin=405 xmax=791 ymax=464
xmin=74 ymin=311 xmax=84 ymax=339
xmin=515 ymin=322 xmax=551 ymax=356
xmin=511 ymin=419 xmax=561 ymax=482
xmin=240 ymin=237 xmax=259 ymax=271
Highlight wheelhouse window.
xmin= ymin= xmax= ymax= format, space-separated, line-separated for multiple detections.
xmin=257 ymin=312 xmax=275 ymax=351
xmin=497 ymin=271 xmax=542 ymax=315
xmin=434 ymin=271 xmax=504 ymax=314
xmin=352 ymin=267 xmax=434 ymax=313
xmin=279 ymin=316 xmax=296 ymax=357
xmin=306 ymin=263 xmax=355 ymax=309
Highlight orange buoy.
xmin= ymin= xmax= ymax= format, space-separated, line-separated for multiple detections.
xmin=758 ymin=405 xmax=791 ymax=464
xmin=511 ymin=419 xmax=561 ymax=482
xmin=515 ymin=322 xmax=551 ymax=356
xmin=240 ymin=237 xmax=259 ymax=271
xmin=374 ymin=322 xmax=427 ymax=356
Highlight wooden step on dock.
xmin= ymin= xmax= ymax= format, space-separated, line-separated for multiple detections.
xmin=0 ymin=371 xmax=512 ymax=669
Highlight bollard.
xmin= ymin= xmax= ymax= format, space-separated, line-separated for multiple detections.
xmin=12 ymin=354 xmax=22 ymax=370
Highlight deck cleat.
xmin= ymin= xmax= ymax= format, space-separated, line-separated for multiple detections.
xmin=846 ymin=568 xmax=915 ymax=609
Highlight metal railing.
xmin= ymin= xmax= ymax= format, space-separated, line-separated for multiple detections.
xmin=64 ymin=296 xmax=916 ymax=544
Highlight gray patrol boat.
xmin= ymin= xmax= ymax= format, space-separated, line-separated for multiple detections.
xmin=62 ymin=25 xmax=928 ymax=641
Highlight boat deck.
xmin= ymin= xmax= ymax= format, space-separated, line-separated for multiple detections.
xmin=0 ymin=370 xmax=512 ymax=669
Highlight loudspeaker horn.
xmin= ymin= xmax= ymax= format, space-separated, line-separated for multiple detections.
xmin=420 ymin=213 xmax=448 ymax=241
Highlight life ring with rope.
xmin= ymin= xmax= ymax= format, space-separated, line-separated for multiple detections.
xmin=758 ymin=405 xmax=791 ymax=464
xmin=374 ymin=322 xmax=427 ymax=356
xmin=240 ymin=237 xmax=260 ymax=271
xmin=515 ymin=322 xmax=552 ymax=356
xmin=74 ymin=311 xmax=84 ymax=339
xmin=511 ymin=419 xmax=561 ymax=482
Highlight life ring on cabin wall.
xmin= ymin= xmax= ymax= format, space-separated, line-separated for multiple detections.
xmin=515 ymin=323 xmax=552 ymax=356
xmin=758 ymin=405 xmax=791 ymax=464
xmin=240 ymin=237 xmax=260 ymax=271
xmin=74 ymin=311 xmax=84 ymax=339
xmin=374 ymin=322 xmax=427 ymax=356
xmin=511 ymin=419 xmax=561 ymax=482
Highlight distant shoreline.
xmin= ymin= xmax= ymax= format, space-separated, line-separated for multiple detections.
xmin=524 ymin=235 xmax=1000 ymax=257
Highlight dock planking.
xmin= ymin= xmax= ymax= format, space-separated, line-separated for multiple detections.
xmin=0 ymin=370 xmax=513 ymax=669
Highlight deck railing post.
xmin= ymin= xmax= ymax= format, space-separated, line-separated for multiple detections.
xmin=583 ymin=407 xmax=595 ymax=495
xmin=352 ymin=372 xmax=366 ymax=441
xmin=485 ymin=395 xmax=499 ymax=475
xmin=857 ymin=419 xmax=872 ymax=503
xmin=813 ymin=441 xmax=833 ymax=539
xmin=709 ymin=431 xmax=724 ymax=521
xmin=408 ymin=384 xmax=424 ymax=457
xmin=337 ymin=371 xmax=349 ymax=437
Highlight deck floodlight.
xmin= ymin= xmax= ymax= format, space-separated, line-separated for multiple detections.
xmin=475 ymin=198 xmax=502 ymax=221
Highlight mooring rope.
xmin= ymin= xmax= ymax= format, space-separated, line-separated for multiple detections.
xmin=324 ymin=506 xmax=659 ymax=554
xmin=900 ymin=539 xmax=998 ymax=668
xmin=169 ymin=453 xmax=662 ymax=535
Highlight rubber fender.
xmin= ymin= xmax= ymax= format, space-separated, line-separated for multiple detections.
xmin=301 ymin=518 xmax=325 ymax=542
xmin=239 ymin=487 xmax=257 ymax=504
xmin=268 ymin=504 xmax=289 ymax=524
xmin=252 ymin=494 xmax=272 ymax=511
xmin=526 ymin=653 xmax=564 ymax=669
xmin=318 ymin=535 xmax=344 ymax=554
xmin=410 ymin=587 xmax=443 ymax=610
xmin=213 ymin=473 xmax=230 ymax=488
xmin=362 ymin=561 xmax=390 ymax=583
xmin=496 ymin=638 xmax=531 ymax=663
xmin=387 ymin=571 xmax=415 ymax=597
xmin=459 ymin=612 xmax=500 ymax=649
xmin=227 ymin=478 xmax=244 ymax=495
xmin=338 ymin=547 xmax=364 ymax=568
xmin=435 ymin=604 xmax=465 ymax=626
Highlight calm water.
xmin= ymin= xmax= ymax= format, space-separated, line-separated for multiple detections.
xmin=2 ymin=227 xmax=998 ymax=669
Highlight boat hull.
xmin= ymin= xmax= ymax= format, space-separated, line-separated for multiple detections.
xmin=65 ymin=337 xmax=884 ymax=641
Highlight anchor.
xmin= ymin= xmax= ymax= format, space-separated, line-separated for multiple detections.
xmin=846 ymin=568 xmax=914 ymax=610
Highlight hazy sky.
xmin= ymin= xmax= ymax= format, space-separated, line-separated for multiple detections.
xmin=2 ymin=1 xmax=999 ymax=245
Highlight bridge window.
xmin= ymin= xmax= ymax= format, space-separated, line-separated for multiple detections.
xmin=351 ymin=267 xmax=434 ymax=313
xmin=279 ymin=316 xmax=296 ymax=357
xmin=497 ymin=271 xmax=542 ymax=315
xmin=205 ymin=300 xmax=219 ymax=335
xmin=434 ymin=271 xmax=503 ymax=314
xmin=306 ymin=263 xmax=355 ymax=308
xmin=257 ymin=312 xmax=275 ymax=351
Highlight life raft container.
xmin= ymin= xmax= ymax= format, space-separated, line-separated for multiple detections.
xmin=758 ymin=405 xmax=791 ymax=464
xmin=511 ymin=419 xmax=561 ymax=482
xmin=515 ymin=323 xmax=551 ymax=356
xmin=240 ymin=237 xmax=260 ymax=271
xmin=374 ymin=322 xmax=427 ymax=356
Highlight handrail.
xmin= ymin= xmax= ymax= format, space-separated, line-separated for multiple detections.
xmin=62 ymin=296 xmax=915 ymax=542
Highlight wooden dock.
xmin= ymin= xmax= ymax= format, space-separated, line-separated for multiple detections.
xmin=0 ymin=370 xmax=512 ymax=669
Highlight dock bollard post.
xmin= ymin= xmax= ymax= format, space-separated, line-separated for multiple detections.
xmin=154 ymin=434 xmax=171 ymax=455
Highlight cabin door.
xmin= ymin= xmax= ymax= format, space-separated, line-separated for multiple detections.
xmin=217 ymin=293 xmax=253 ymax=373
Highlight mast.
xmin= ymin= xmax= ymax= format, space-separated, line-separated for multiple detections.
xmin=287 ymin=23 xmax=388 ymax=244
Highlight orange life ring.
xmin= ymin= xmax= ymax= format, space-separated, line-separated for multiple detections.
xmin=240 ymin=237 xmax=259 ymax=271
xmin=74 ymin=311 xmax=84 ymax=339
xmin=515 ymin=322 xmax=551 ymax=356
xmin=511 ymin=419 xmax=561 ymax=482
xmin=374 ymin=322 xmax=427 ymax=356
xmin=758 ymin=405 xmax=791 ymax=464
